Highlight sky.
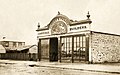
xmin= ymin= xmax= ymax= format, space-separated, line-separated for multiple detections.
xmin=0 ymin=0 xmax=120 ymax=45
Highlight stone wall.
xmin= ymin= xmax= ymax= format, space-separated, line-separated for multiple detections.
xmin=91 ymin=32 xmax=120 ymax=63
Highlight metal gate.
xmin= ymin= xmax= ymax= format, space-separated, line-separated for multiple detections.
xmin=60 ymin=36 xmax=72 ymax=62
xmin=60 ymin=35 xmax=89 ymax=63
xmin=73 ymin=35 xmax=86 ymax=62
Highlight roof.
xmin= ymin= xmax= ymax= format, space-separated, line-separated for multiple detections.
xmin=70 ymin=19 xmax=92 ymax=25
xmin=91 ymin=31 xmax=120 ymax=37
xmin=0 ymin=39 xmax=25 ymax=43
xmin=17 ymin=45 xmax=37 ymax=51
xmin=5 ymin=45 xmax=37 ymax=53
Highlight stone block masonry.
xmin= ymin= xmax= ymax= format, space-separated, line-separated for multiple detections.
xmin=90 ymin=31 xmax=120 ymax=63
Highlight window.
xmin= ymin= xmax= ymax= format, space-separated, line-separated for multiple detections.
xmin=13 ymin=42 xmax=16 ymax=47
xmin=18 ymin=42 xmax=22 ymax=47
xmin=2 ymin=41 xmax=9 ymax=47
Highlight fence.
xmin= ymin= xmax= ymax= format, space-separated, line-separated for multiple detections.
xmin=0 ymin=53 xmax=38 ymax=61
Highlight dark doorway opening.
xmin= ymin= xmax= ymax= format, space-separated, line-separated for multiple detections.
xmin=49 ymin=38 xmax=58 ymax=62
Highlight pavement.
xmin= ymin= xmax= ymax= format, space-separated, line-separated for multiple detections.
xmin=0 ymin=59 xmax=120 ymax=74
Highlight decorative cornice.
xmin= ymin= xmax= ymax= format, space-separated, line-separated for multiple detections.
xmin=36 ymin=26 xmax=48 ymax=31
xmin=36 ymin=13 xmax=92 ymax=31
xmin=70 ymin=19 xmax=92 ymax=26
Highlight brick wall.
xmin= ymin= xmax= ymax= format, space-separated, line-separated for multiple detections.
xmin=91 ymin=32 xmax=120 ymax=63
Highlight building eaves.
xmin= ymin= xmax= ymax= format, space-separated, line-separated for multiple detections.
xmin=36 ymin=26 xmax=49 ymax=31
xmin=70 ymin=19 xmax=92 ymax=26
xmin=91 ymin=31 xmax=120 ymax=37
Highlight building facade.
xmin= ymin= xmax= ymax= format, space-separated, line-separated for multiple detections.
xmin=0 ymin=40 xmax=25 ymax=50
xmin=0 ymin=45 xmax=6 ymax=53
xmin=36 ymin=12 xmax=120 ymax=63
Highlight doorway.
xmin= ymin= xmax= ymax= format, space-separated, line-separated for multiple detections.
xmin=49 ymin=38 xmax=58 ymax=61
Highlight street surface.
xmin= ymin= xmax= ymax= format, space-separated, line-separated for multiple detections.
xmin=0 ymin=60 xmax=119 ymax=75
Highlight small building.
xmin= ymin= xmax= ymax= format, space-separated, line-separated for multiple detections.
xmin=36 ymin=12 xmax=120 ymax=63
xmin=0 ymin=39 xmax=25 ymax=51
xmin=0 ymin=40 xmax=37 ymax=61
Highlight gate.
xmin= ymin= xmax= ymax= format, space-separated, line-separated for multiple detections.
xmin=60 ymin=35 xmax=89 ymax=63
xmin=60 ymin=36 xmax=72 ymax=62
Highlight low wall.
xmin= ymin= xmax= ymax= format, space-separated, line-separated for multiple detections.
xmin=91 ymin=32 xmax=120 ymax=63
xmin=0 ymin=53 xmax=38 ymax=61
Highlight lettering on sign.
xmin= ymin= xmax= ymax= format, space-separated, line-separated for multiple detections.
xmin=38 ymin=32 xmax=49 ymax=35
xmin=69 ymin=24 xmax=90 ymax=33
xmin=70 ymin=26 xmax=87 ymax=31
xmin=37 ymin=30 xmax=50 ymax=36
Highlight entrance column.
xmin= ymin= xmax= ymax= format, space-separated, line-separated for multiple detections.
xmin=85 ymin=35 xmax=89 ymax=61
xmin=58 ymin=37 xmax=61 ymax=62
xmin=72 ymin=36 xmax=74 ymax=63
xmin=38 ymin=39 xmax=41 ymax=61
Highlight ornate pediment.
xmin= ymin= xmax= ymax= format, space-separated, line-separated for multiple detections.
xmin=51 ymin=20 xmax=67 ymax=34
xmin=49 ymin=14 xmax=70 ymax=35
xmin=36 ymin=12 xmax=92 ymax=37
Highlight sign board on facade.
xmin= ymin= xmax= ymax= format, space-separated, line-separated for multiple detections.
xmin=68 ymin=24 xmax=90 ymax=33
xmin=37 ymin=30 xmax=50 ymax=36
xmin=37 ymin=24 xmax=90 ymax=37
